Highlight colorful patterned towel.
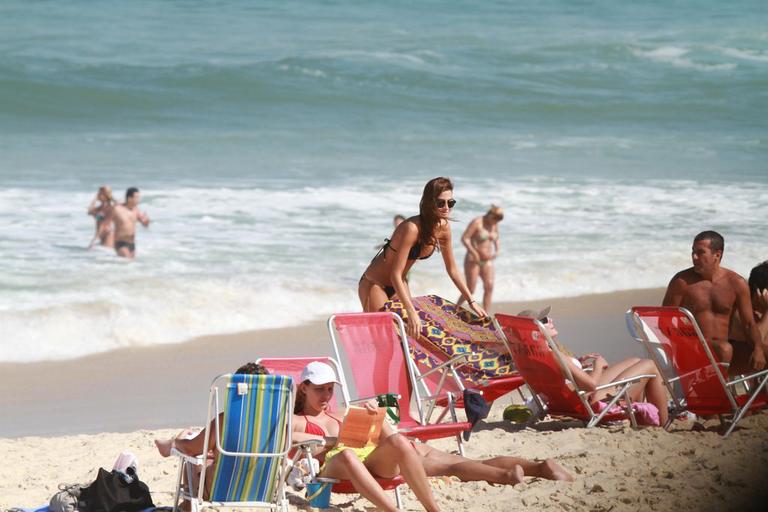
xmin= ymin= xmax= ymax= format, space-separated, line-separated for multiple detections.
xmin=384 ymin=295 xmax=517 ymax=385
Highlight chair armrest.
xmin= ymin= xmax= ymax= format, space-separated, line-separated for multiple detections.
xmin=292 ymin=439 xmax=326 ymax=450
xmin=417 ymin=354 xmax=469 ymax=379
xmin=593 ymin=374 xmax=657 ymax=392
xmin=727 ymin=368 xmax=768 ymax=386
xmin=171 ymin=447 xmax=205 ymax=465
xmin=351 ymin=394 xmax=402 ymax=405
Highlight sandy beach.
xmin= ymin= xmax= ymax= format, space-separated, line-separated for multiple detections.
xmin=2 ymin=287 xmax=768 ymax=511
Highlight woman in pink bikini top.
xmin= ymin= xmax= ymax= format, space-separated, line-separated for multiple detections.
xmin=291 ymin=361 xmax=440 ymax=512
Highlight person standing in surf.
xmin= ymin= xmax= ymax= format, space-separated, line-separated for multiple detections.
xmin=456 ymin=205 xmax=503 ymax=312
xmin=358 ymin=177 xmax=487 ymax=337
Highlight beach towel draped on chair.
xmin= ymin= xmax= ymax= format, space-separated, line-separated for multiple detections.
xmin=384 ymin=295 xmax=525 ymax=407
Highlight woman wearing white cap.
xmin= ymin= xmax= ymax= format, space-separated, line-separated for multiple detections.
xmin=292 ymin=361 xmax=440 ymax=512
xmin=294 ymin=362 xmax=574 ymax=500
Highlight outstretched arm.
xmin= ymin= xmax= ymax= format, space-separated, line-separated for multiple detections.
xmin=138 ymin=210 xmax=150 ymax=228
xmin=388 ymin=222 xmax=420 ymax=336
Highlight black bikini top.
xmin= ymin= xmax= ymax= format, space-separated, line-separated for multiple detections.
xmin=382 ymin=238 xmax=434 ymax=260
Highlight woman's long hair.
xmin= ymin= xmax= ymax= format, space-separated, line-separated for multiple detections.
xmin=294 ymin=381 xmax=309 ymax=414
xmin=418 ymin=177 xmax=453 ymax=250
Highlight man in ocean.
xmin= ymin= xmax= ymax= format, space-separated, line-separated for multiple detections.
xmin=113 ymin=187 xmax=150 ymax=259
xmin=663 ymin=231 xmax=766 ymax=373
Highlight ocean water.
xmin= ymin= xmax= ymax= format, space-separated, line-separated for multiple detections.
xmin=0 ymin=1 xmax=766 ymax=362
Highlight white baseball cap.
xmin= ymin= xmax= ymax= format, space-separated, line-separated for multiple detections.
xmin=300 ymin=361 xmax=340 ymax=385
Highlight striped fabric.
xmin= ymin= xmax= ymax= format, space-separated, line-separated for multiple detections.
xmin=209 ymin=373 xmax=292 ymax=503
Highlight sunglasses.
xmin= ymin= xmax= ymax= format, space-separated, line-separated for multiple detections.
xmin=435 ymin=199 xmax=457 ymax=209
xmin=539 ymin=317 xmax=551 ymax=325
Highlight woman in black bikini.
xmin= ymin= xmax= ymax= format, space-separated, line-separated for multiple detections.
xmin=358 ymin=177 xmax=487 ymax=337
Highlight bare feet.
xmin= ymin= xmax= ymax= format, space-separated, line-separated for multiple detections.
xmin=498 ymin=465 xmax=525 ymax=486
xmin=154 ymin=437 xmax=173 ymax=457
xmin=539 ymin=459 xmax=574 ymax=482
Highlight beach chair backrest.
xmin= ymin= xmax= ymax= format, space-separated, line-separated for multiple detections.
xmin=630 ymin=306 xmax=735 ymax=413
xmin=328 ymin=312 xmax=420 ymax=424
xmin=495 ymin=313 xmax=590 ymax=417
xmin=257 ymin=356 xmax=350 ymax=412
xmin=625 ymin=309 xmax=686 ymax=408
xmin=208 ymin=373 xmax=293 ymax=503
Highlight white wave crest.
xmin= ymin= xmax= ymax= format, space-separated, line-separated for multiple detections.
xmin=633 ymin=46 xmax=736 ymax=71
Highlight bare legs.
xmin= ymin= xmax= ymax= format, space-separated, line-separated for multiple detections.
xmin=457 ymin=255 xmax=480 ymax=308
xmin=591 ymin=357 xmax=669 ymax=426
xmin=322 ymin=434 xmax=440 ymax=512
xmin=358 ymin=276 xmax=391 ymax=313
xmin=478 ymin=260 xmax=495 ymax=312
xmin=414 ymin=444 xmax=574 ymax=483
xmin=457 ymin=256 xmax=495 ymax=311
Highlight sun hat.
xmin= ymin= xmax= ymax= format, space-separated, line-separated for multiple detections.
xmin=300 ymin=361 xmax=341 ymax=385
xmin=516 ymin=305 xmax=551 ymax=321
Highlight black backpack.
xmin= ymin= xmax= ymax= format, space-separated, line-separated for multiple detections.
xmin=78 ymin=468 xmax=154 ymax=512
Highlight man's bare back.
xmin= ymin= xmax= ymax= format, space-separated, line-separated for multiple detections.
xmin=113 ymin=188 xmax=149 ymax=259
xmin=663 ymin=232 xmax=765 ymax=373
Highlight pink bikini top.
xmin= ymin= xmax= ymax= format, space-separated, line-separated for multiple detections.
xmin=303 ymin=413 xmax=342 ymax=436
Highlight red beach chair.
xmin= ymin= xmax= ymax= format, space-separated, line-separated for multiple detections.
xmin=626 ymin=306 xmax=768 ymax=437
xmin=328 ymin=312 xmax=472 ymax=455
xmin=495 ymin=313 xmax=655 ymax=428
xmin=256 ymin=356 xmax=405 ymax=507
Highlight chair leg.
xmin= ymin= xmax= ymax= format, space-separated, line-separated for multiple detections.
xmin=394 ymin=487 xmax=403 ymax=509
xmin=724 ymin=375 xmax=768 ymax=438
xmin=172 ymin=458 xmax=184 ymax=512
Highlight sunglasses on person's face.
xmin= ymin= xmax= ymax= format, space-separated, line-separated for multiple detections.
xmin=435 ymin=199 xmax=457 ymax=209
xmin=539 ymin=317 xmax=551 ymax=325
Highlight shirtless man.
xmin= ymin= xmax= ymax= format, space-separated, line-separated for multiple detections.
xmin=112 ymin=187 xmax=150 ymax=259
xmin=663 ymin=231 xmax=766 ymax=374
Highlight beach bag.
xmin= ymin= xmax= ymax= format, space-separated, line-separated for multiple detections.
xmin=78 ymin=467 xmax=154 ymax=512
xmin=50 ymin=483 xmax=85 ymax=512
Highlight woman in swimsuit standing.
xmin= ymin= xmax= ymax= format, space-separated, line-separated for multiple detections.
xmin=456 ymin=205 xmax=503 ymax=312
xmin=87 ymin=185 xmax=115 ymax=248
xmin=292 ymin=361 xmax=441 ymax=512
xmin=359 ymin=177 xmax=487 ymax=337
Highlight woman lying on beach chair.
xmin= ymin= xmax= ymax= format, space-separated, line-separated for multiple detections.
xmin=520 ymin=307 xmax=669 ymax=426
xmin=293 ymin=361 xmax=573 ymax=512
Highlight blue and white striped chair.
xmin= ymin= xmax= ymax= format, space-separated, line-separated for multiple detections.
xmin=172 ymin=373 xmax=294 ymax=511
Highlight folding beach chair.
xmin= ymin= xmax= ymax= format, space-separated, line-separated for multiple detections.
xmin=172 ymin=373 xmax=294 ymax=512
xmin=625 ymin=309 xmax=687 ymax=426
xmin=495 ymin=313 xmax=656 ymax=428
xmin=256 ymin=356 xmax=405 ymax=508
xmin=384 ymin=295 xmax=526 ymax=409
xmin=626 ymin=306 xmax=768 ymax=437
xmin=328 ymin=312 xmax=472 ymax=455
